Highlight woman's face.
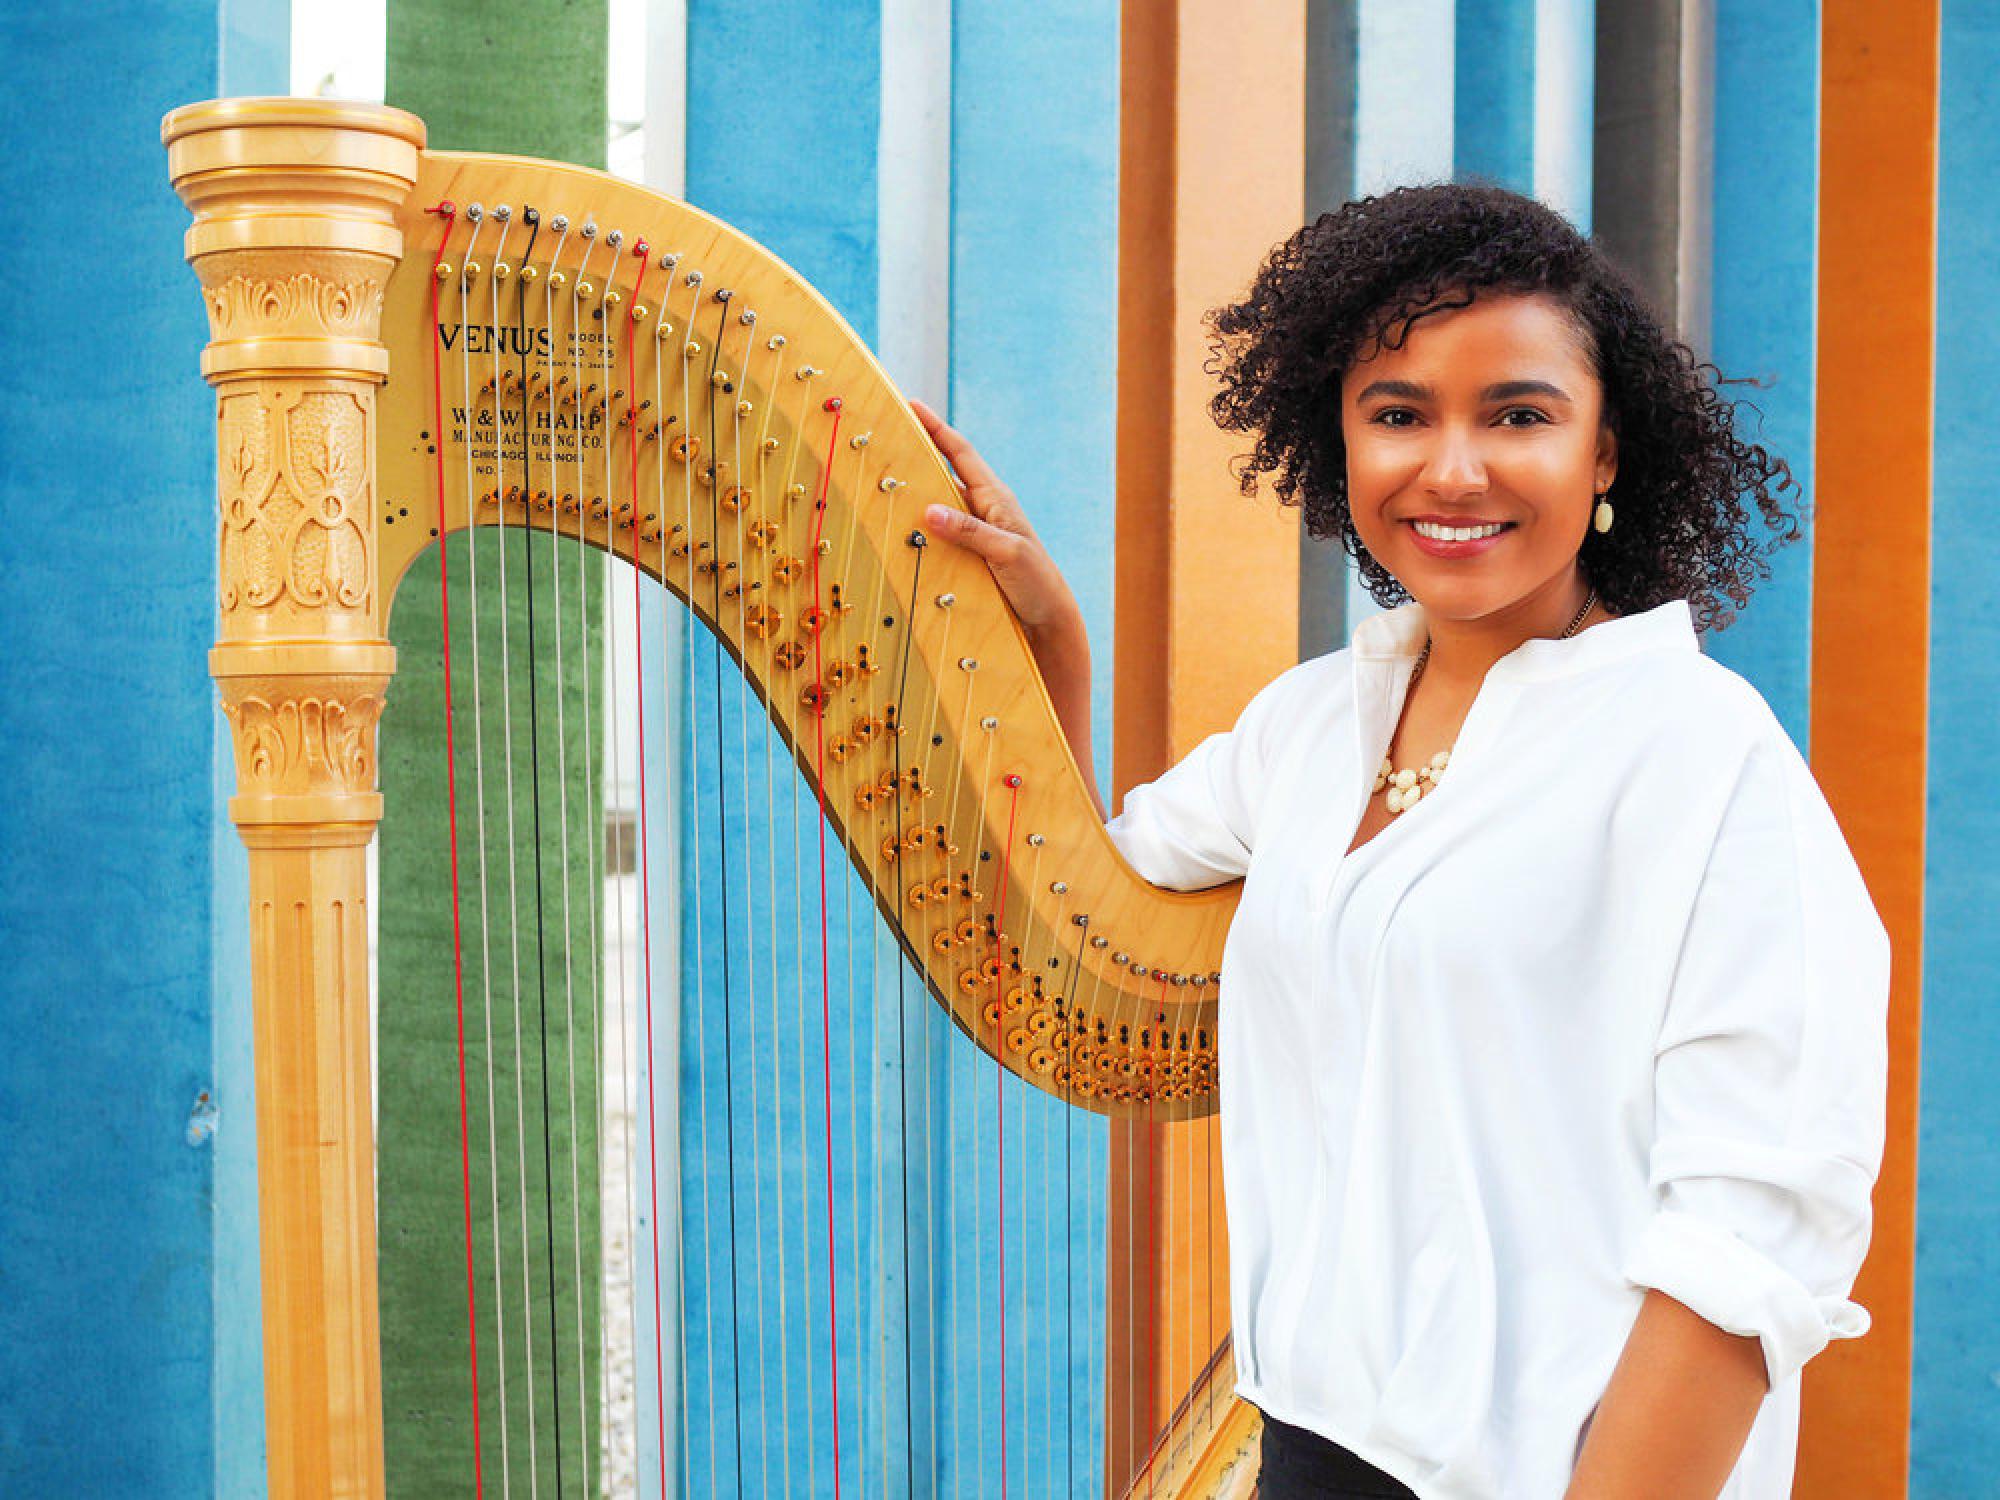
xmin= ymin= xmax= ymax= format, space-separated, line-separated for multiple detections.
xmin=1339 ymin=291 xmax=1618 ymax=626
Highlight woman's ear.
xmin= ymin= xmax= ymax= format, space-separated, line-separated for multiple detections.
xmin=1594 ymin=419 xmax=1618 ymax=494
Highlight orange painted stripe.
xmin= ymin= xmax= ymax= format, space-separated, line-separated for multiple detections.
xmin=1112 ymin=0 xmax=1304 ymax=1492
xmin=1804 ymin=4 xmax=1937 ymax=1495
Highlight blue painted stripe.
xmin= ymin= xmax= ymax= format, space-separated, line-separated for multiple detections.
xmin=681 ymin=4 xmax=884 ymax=1495
xmin=1915 ymin=3 xmax=2000 ymax=1491
xmin=1703 ymin=0 xmax=1818 ymax=745
xmin=1455 ymin=0 xmax=1537 ymax=192
xmin=215 ymin=11 xmax=290 ymax=1495
xmin=0 ymin=0 xmax=280 ymax=1493
xmin=949 ymin=2 xmax=1119 ymax=1492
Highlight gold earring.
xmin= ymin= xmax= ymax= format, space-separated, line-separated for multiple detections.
xmin=1592 ymin=491 xmax=1614 ymax=534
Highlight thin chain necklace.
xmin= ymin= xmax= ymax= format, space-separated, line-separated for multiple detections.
xmin=1373 ymin=587 xmax=1599 ymax=816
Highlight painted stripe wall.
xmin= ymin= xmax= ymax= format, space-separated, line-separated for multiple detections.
xmin=6 ymin=1 xmax=2000 ymax=1495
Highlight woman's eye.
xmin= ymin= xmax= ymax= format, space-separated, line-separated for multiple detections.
xmin=1499 ymin=407 xmax=1549 ymax=427
xmin=1370 ymin=408 xmax=1417 ymax=428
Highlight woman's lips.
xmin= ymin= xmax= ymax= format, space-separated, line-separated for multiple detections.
xmin=1404 ymin=519 xmax=1515 ymax=559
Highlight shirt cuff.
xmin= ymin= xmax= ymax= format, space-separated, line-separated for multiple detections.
xmin=1621 ymin=1207 xmax=1872 ymax=1390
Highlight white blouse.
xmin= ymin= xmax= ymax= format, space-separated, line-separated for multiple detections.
xmin=1103 ymin=595 xmax=1890 ymax=1500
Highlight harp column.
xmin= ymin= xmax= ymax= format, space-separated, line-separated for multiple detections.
xmin=163 ymin=98 xmax=425 ymax=1500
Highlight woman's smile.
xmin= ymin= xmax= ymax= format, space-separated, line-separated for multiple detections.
xmin=1403 ymin=516 xmax=1518 ymax=557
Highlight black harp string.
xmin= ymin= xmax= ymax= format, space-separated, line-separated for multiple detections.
xmin=717 ymin=297 xmax=783 ymax=1500
xmin=483 ymin=204 xmax=551 ymax=1488
xmin=739 ymin=316 xmax=799 ymax=1500
xmin=697 ymin=279 xmax=751 ymax=1498
xmin=842 ymin=443 xmax=916 ymax=1498
xmin=888 ymin=528 xmax=927 ymax=1491
xmin=824 ymin=405 xmax=883 ymax=1500
xmin=506 ymin=203 xmax=575 ymax=1500
xmin=905 ymin=529 xmax=959 ymax=1484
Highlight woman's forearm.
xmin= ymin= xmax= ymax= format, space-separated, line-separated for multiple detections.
xmin=1026 ymin=610 xmax=1105 ymax=821
xmin=1565 ymin=1289 xmax=1768 ymax=1499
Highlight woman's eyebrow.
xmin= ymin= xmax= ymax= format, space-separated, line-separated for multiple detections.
xmin=1354 ymin=377 xmax=1574 ymax=404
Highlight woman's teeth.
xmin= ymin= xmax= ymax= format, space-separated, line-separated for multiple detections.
xmin=1412 ymin=520 xmax=1509 ymax=541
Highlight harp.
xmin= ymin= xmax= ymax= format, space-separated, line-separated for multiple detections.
xmin=166 ymin=96 xmax=1260 ymax=1497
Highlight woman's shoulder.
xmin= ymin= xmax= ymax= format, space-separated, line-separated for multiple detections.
xmin=1228 ymin=646 xmax=1359 ymax=736
xmin=1596 ymin=631 xmax=1798 ymax=765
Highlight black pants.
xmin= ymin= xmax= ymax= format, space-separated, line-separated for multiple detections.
xmin=1256 ymin=1409 xmax=1420 ymax=1499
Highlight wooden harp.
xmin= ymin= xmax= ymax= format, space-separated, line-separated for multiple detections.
xmin=166 ymin=96 xmax=1259 ymax=1497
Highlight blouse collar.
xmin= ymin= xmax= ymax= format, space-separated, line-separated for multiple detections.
xmin=1350 ymin=595 xmax=1699 ymax=682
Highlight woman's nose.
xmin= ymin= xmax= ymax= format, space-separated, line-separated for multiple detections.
xmin=1419 ymin=426 xmax=1489 ymax=497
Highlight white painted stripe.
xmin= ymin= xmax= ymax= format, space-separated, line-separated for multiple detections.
xmin=626 ymin=1 xmax=688 ymax=1488
xmin=877 ymin=0 xmax=953 ymax=402
xmin=288 ymin=0 xmax=386 ymax=102
xmin=1533 ymin=0 xmax=1597 ymax=231
xmin=1355 ymin=0 xmax=1454 ymax=197
xmin=638 ymin=0 xmax=687 ymax=196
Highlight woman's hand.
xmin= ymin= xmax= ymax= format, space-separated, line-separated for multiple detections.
xmin=910 ymin=398 xmax=1085 ymax=644
xmin=909 ymin=397 xmax=1105 ymax=819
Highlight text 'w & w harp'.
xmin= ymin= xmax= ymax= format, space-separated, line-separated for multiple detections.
xmin=167 ymin=96 xmax=1256 ymax=1498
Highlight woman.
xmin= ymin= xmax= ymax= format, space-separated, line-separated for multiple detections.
xmin=912 ymin=182 xmax=1890 ymax=1500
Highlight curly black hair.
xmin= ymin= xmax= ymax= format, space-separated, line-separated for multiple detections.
xmin=1204 ymin=181 xmax=1803 ymax=634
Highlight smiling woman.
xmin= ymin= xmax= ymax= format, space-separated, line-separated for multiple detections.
xmin=923 ymin=180 xmax=1890 ymax=1499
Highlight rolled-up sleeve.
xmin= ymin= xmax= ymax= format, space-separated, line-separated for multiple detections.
xmin=1102 ymin=660 xmax=1306 ymax=891
xmin=1620 ymin=731 xmax=1892 ymax=1391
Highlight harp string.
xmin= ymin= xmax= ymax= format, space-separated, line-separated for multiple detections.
xmin=699 ymin=271 xmax=753 ymax=1494
xmin=480 ymin=204 xmax=549 ymax=1494
xmin=907 ymin=582 xmax=959 ymax=1485
xmin=639 ymin=247 xmax=690 ymax=1494
xmin=772 ymin=338 xmax=836 ymax=1500
xmin=424 ymin=201 xmax=489 ymax=1497
xmin=886 ymin=531 xmax=930 ymax=1488
xmin=667 ymin=260 xmax=727 ymax=1490
xmin=969 ymin=715 xmax=1000 ymax=1489
xmin=577 ymin=220 xmax=648 ymax=1496
xmin=748 ymin=322 xmax=820 ymax=1500
xmin=1024 ymin=836 xmax=1056 ymax=1496
xmin=533 ymin=214 xmax=595 ymax=1500
xmin=600 ymin=310 xmax=639 ymax=1499
xmin=828 ymin=392 xmax=877 ymax=1500
xmin=804 ymin=386 xmax=852 ymax=1495
xmin=719 ymin=299 xmax=785 ymax=1500
xmin=507 ymin=201 xmax=585 ymax=1500
xmin=462 ymin=207 xmax=519 ymax=1499
xmin=845 ymin=453 xmax=911 ymax=1494
xmin=567 ymin=239 xmax=612 ymax=1500
xmin=991 ymin=768 xmax=1023 ymax=1500
xmin=698 ymin=279 xmax=757 ymax=1488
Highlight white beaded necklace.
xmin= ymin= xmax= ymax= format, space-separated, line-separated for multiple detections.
xmin=1373 ymin=587 xmax=1600 ymax=816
